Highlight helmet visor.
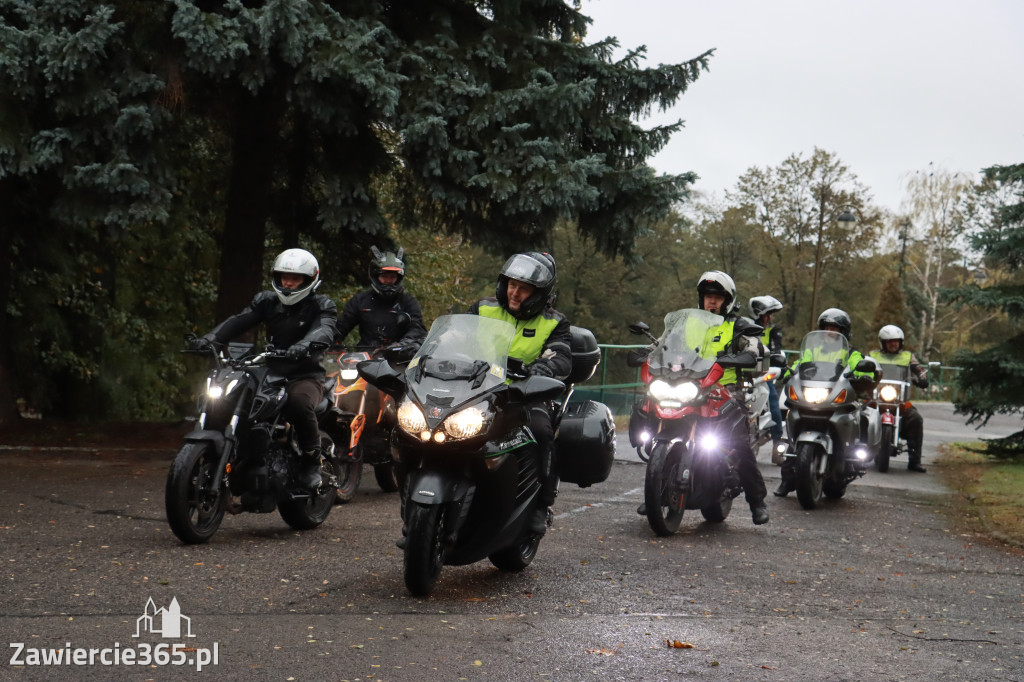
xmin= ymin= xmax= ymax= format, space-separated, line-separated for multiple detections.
xmin=501 ymin=254 xmax=553 ymax=287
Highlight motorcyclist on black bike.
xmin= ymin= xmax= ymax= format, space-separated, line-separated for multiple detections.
xmin=189 ymin=248 xmax=337 ymax=491
xmin=468 ymin=251 xmax=572 ymax=536
xmin=334 ymin=246 xmax=427 ymax=353
xmin=774 ymin=307 xmax=875 ymax=496
xmin=750 ymin=295 xmax=786 ymax=455
xmin=870 ymin=324 xmax=930 ymax=473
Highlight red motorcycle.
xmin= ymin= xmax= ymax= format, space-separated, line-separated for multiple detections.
xmin=627 ymin=309 xmax=755 ymax=536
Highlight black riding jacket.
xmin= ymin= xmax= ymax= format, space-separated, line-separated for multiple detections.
xmin=334 ymin=289 xmax=427 ymax=350
xmin=204 ymin=291 xmax=338 ymax=380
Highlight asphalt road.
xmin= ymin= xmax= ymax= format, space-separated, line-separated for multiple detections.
xmin=2 ymin=403 xmax=1022 ymax=681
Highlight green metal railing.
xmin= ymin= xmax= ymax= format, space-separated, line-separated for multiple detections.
xmin=573 ymin=344 xmax=962 ymax=416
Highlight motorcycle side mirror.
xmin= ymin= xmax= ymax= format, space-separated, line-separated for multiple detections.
xmin=507 ymin=375 xmax=565 ymax=404
xmin=383 ymin=345 xmax=417 ymax=365
xmin=627 ymin=321 xmax=650 ymax=336
xmin=854 ymin=359 xmax=877 ymax=373
xmin=769 ymin=353 xmax=788 ymax=368
xmin=357 ymin=358 xmax=406 ymax=400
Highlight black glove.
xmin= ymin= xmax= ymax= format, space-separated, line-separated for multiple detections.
xmin=189 ymin=335 xmax=215 ymax=353
xmin=626 ymin=347 xmax=651 ymax=368
xmin=286 ymin=342 xmax=310 ymax=361
xmin=916 ymin=377 xmax=929 ymax=389
xmin=527 ymin=362 xmax=555 ymax=378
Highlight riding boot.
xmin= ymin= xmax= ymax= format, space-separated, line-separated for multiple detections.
xmin=299 ymin=448 xmax=323 ymax=491
xmin=907 ymin=453 xmax=927 ymax=473
xmin=773 ymin=458 xmax=796 ymax=497
xmin=530 ymin=445 xmax=557 ymax=535
xmin=749 ymin=499 xmax=769 ymax=525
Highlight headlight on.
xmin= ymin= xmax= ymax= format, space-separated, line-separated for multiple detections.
xmin=397 ymin=399 xmax=428 ymax=434
xmin=443 ymin=406 xmax=488 ymax=439
xmin=802 ymin=387 xmax=830 ymax=404
xmin=340 ymin=369 xmax=359 ymax=381
xmin=649 ymin=380 xmax=700 ymax=403
xmin=207 ymin=384 xmax=224 ymax=399
xmin=879 ymin=385 xmax=898 ymax=402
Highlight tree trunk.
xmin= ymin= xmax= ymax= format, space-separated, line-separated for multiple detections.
xmin=0 ymin=178 xmax=22 ymax=425
xmin=215 ymin=86 xmax=284 ymax=324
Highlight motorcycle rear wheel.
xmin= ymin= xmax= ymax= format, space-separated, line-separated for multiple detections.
xmin=644 ymin=443 xmax=685 ymax=536
xmin=876 ymin=425 xmax=893 ymax=473
xmin=700 ymin=495 xmax=733 ymax=523
xmin=165 ymin=442 xmax=226 ymax=544
xmin=488 ymin=534 xmax=541 ymax=571
xmin=795 ymin=442 xmax=825 ymax=510
xmin=404 ymin=502 xmax=447 ymax=597
xmin=373 ymin=463 xmax=400 ymax=492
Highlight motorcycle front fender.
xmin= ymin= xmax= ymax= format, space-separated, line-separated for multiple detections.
xmin=183 ymin=429 xmax=227 ymax=456
xmin=794 ymin=430 xmax=832 ymax=454
xmin=407 ymin=470 xmax=475 ymax=506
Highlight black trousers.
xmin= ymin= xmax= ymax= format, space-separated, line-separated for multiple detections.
xmin=902 ymin=405 xmax=924 ymax=462
xmin=285 ymin=378 xmax=324 ymax=453
xmin=718 ymin=394 xmax=767 ymax=506
xmin=528 ymin=402 xmax=558 ymax=507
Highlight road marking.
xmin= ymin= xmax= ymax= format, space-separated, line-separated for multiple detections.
xmin=555 ymin=486 xmax=643 ymax=519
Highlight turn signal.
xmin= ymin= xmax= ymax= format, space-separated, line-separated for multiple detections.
xmin=832 ymin=389 xmax=848 ymax=403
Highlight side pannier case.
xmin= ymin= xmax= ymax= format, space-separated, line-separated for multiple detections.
xmin=557 ymin=399 xmax=615 ymax=487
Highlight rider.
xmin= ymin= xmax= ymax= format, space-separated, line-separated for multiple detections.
xmin=774 ymin=307 xmax=874 ymax=496
xmin=870 ymin=324 xmax=930 ymax=473
xmin=334 ymin=246 xmax=427 ymax=353
xmin=191 ymin=248 xmax=338 ymax=491
xmin=750 ymin=295 xmax=786 ymax=456
xmin=468 ymin=252 xmax=572 ymax=536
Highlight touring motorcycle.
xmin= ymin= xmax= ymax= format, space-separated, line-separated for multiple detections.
xmin=358 ymin=314 xmax=613 ymax=596
xmin=781 ymin=330 xmax=882 ymax=509
xmin=165 ymin=337 xmax=344 ymax=544
xmin=627 ymin=308 xmax=761 ymax=536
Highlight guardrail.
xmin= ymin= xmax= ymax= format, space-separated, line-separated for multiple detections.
xmin=573 ymin=344 xmax=962 ymax=416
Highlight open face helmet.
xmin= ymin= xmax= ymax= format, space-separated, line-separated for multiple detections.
xmin=368 ymin=246 xmax=405 ymax=301
xmin=749 ymin=295 xmax=783 ymax=321
xmin=496 ymin=251 xmax=556 ymax=319
xmin=697 ymin=271 xmax=738 ymax=315
xmin=271 ymin=248 xmax=321 ymax=305
xmin=878 ymin=324 xmax=905 ymax=351
xmin=817 ymin=308 xmax=852 ymax=340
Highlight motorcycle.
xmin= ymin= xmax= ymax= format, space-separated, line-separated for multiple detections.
xmin=626 ymin=308 xmax=759 ymax=536
xmin=326 ymin=348 xmax=400 ymax=501
xmin=781 ymin=330 xmax=882 ymax=509
xmin=165 ymin=337 xmax=344 ymax=544
xmin=870 ymin=360 xmax=938 ymax=472
xmin=358 ymin=314 xmax=613 ymax=596
xmin=748 ymin=361 xmax=783 ymax=459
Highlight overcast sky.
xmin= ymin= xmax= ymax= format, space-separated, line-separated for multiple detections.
xmin=582 ymin=0 xmax=1024 ymax=214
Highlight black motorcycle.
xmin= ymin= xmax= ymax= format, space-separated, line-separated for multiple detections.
xmin=359 ymin=314 xmax=613 ymax=596
xmin=165 ymin=337 xmax=344 ymax=544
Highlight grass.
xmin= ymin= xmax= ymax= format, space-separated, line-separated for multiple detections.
xmin=937 ymin=441 xmax=1024 ymax=549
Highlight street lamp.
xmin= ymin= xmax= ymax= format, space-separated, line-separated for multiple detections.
xmin=808 ymin=207 xmax=857 ymax=329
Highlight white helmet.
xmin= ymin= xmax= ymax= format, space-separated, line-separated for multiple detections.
xmin=697 ymin=271 xmax=738 ymax=315
xmin=878 ymin=324 xmax=904 ymax=351
xmin=749 ymin=295 xmax=783 ymax=320
xmin=271 ymin=248 xmax=321 ymax=305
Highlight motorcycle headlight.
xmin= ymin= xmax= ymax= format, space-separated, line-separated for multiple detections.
xmin=340 ymin=369 xmax=359 ymax=381
xmin=443 ymin=406 xmax=489 ymax=440
xmin=206 ymin=377 xmax=239 ymax=399
xmin=879 ymin=385 xmax=898 ymax=402
xmin=802 ymin=387 xmax=830 ymax=404
xmin=649 ymin=380 xmax=700 ymax=404
xmin=397 ymin=399 xmax=428 ymax=434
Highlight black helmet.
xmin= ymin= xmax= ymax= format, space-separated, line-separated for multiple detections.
xmin=817 ymin=308 xmax=852 ymax=340
xmin=696 ymin=271 xmax=738 ymax=315
xmin=496 ymin=252 xmax=556 ymax=319
xmin=749 ymin=295 xmax=783 ymax=321
xmin=368 ymin=246 xmax=405 ymax=301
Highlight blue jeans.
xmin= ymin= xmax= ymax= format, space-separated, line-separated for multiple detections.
xmin=767 ymin=381 xmax=783 ymax=440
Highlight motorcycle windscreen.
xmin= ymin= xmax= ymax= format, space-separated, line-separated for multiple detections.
xmin=405 ymin=314 xmax=515 ymax=402
xmin=648 ymin=308 xmax=722 ymax=378
xmin=796 ymin=330 xmax=850 ymax=382
xmin=877 ymin=363 xmax=911 ymax=383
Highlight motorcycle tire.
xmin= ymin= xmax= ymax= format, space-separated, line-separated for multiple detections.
xmin=823 ymin=480 xmax=847 ymax=499
xmin=876 ymin=425 xmax=893 ymax=473
xmin=404 ymin=501 xmax=447 ymax=597
xmin=644 ymin=443 xmax=685 ymax=536
xmin=488 ymin=534 xmax=541 ymax=571
xmin=795 ymin=442 xmax=825 ymax=510
xmin=165 ymin=442 xmax=226 ymax=544
xmin=700 ymin=495 xmax=733 ymax=523
xmin=280 ymin=434 xmax=338 ymax=529
xmin=333 ymin=446 xmax=363 ymax=504
xmin=373 ymin=463 xmax=400 ymax=492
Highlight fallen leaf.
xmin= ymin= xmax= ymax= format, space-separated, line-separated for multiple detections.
xmin=666 ymin=640 xmax=695 ymax=649
xmin=586 ymin=647 xmax=616 ymax=656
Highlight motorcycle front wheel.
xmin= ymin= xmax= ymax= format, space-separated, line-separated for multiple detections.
xmin=165 ymin=442 xmax=226 ymax=544
xmin=644 ymin=443 xmax=685 ymax=536
xmin=373 ymin=463 xmax=400 ymax=492
xmin=876 ymin=424 xmax=893 ymax=473
xmin=795 ymin=442 xmax=825 ymax=510
xmin=333 ymin=445 xmax=363 ymax=504
xmin=404 ymin=502 xmax=447 ymax=597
